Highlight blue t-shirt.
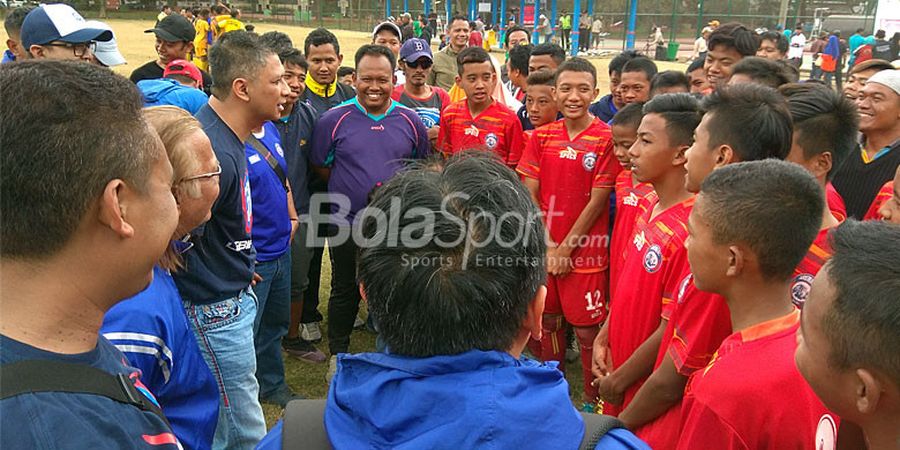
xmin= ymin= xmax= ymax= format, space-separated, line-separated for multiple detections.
xmin=246 ymin=122 xmax=292 ymax=262
xmin=273 ymin=102 xmax=317 ymax=215
xmin=174 ymin=104 xmax=256 ymax=304
xmin=1 ymin=49 xmax=15 ymax=64
xmin=1 ymin=334 xmax=179 ymax=449
xmin=101 ymin=266 xmax=219 ymax=450
xmin=309 ymin=98 xmax=430 ymax=222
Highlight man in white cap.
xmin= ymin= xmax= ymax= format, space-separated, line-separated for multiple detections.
xmin=85 ymin=21 xmax=126 ymax=68
xmin=833 ymin=69 xmax=900 ymax=218
xmin=20 ymin=3 xmax=111 ymax=61
xmin=372 ymin=20 xmax=405 ymax=84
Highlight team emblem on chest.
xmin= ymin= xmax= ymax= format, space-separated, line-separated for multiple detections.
xmin=582 ymin=151 xmax=597 ymax=171
xmin=643 ymin=244 xmax=662 ymax=273
xmin=559 ymin=146 xmax=577 ymax=160
xmin=484 ymin=133 xmax=498 ymax=149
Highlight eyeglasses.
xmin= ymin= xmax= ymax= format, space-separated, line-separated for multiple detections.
xmin=181 ymin=164 xmax=222 ymax=182
xmin=43 ymin=41 xmax=96 ymax=57
xmin=405 ymin=58 xmax=433 ymax=69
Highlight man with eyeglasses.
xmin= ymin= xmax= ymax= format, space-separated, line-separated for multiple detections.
xmin=131 ymin=14 xmax=212 ymax=91
xmin=391 ymin=38 xmax=450 ymax=148
xmin=20 ymin=3 xmax=111 ymax=62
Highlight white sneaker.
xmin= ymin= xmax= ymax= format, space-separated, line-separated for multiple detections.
xmin=300 ymin=322 xmax=322 ymax=342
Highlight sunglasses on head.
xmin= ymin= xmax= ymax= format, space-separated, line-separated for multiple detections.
xmin=405 ymin=58 xmax=433 ymax=69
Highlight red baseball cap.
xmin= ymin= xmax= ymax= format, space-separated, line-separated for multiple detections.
xmin=164 ymin=59 xmax=203 ymax=88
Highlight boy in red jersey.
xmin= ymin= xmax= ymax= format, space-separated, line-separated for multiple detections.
xmin=607 ymin=84 xmax=794 ymax=448
xmin=795 ymin=220 xmax=900 ymax=450
xmin=608 ymin=103 xmax=655 ymax=298
xmin=516 ymin=58 xmax=619 ymax=410
xmin=678 ymin=160 xmax=837 ymax=450
xmin=781 ymin=83 xmax=859 ymax=307
xmin=523 ymin=69 xmax=559 ymax=132
xmin=437 ymin=46 xmax=524 ymax=167
xmin=592 ymin=94 xmax=699 ymax=418
xmin=870 ymin=167 xmax=898 ymax=222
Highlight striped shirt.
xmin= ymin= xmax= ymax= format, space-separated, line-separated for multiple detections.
xmin=437 ymin=99 xmax=525 ymax=167
xmin=790 ymin=227 xmax=835 ymax=307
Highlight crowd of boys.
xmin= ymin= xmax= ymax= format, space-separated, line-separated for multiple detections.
xmin=2 ymin=5 xmax=899 ymax=450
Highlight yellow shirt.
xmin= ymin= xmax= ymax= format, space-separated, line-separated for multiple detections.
xmin=194 ymin=19 xmax=210 ymax=56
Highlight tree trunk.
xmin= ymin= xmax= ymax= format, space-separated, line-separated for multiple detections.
xmin=99 ymin=0 xmax=107 ymax=19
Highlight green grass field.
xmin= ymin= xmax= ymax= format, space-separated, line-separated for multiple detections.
xmin=1 ymin=18 xmax=689 ymax=427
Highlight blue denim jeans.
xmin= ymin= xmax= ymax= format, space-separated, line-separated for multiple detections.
xmin=184 ymin=288 xmax=267 ymax=450
xmin=252 ymin=251 xmax=292 ymax=398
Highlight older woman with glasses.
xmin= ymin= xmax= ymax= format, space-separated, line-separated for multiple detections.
xmin=101 ymin=106 xmax=221 ymax=450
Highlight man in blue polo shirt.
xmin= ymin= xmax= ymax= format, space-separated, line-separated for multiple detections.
xmin=310 ymin=44 xmax=430 ymax=364
xmin=174 ymin=31 xmax=289 ymax=450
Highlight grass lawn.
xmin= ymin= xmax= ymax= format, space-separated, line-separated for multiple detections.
xmin=1 ymin=17 xmax=682 ymax=427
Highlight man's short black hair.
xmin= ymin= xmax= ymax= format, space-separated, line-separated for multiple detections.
xmin=642 ymin=93 xmax=701 ymax=147
xmin=701 ymin=83 xmax=793 ymax=161
xmin=456 ymin=46 xmax=491 ymax=75
xmin=823 ymin=220 xmax=900 ymax=387
xmin=531 ymin=43 xmax=566 ymax=66
xmin=357 ymin=153 xmax=546 ymax=357
xmin=449 ymin=15 xmax=470 ymax=27
xmin=258 ymin=30 xmax=294 ymax=55
xmin=556 ymin=57 xmax=597 ymax=87
xmin=651 ymin=70 xmax=689 ymax=93
xmin=731 ymin=56 xmax=793 ymax=88
xmin=686 ymin=57 xmax=705 ymax=74
xmin=209 ymin=30 xmax=275 ymax=99
xmin=875 ymin=29 xmax=886 ymax=39
xmin=304 ymin=27 xmax=341 ymax=56
xmin=505 ymin=25 xmax=530 ymax=47
xmin=621 ymin=56 xmax=658 ymax=81
xmin=1 ymin=61 xmax=157 ymax=259
xmin=610 ymin=50 xmax=639 ymax=75
xmin=4 ymin=5 xmax=34 ymax=35
xmin=612 ymin=102 xmax=645 ymax=129
xmin=707 ymin=22 xmax=759 ymax=56
xmin=355 ymin=44 xmax=396 ymax=72
xmin=699 ymin=160 xmax=823 ymax=281
xmin=779 ymin=83 xmax=859 ymax=181
xmin=526 ymin=68 xmax=556 ymax=87
xmin=337 ymin=66 xmax=355 ymax=77
xmin=280 ymin=48 xmax=308 ymax=71
xmin=758 ymin=30 xmax=789 ymax=54
xmin=508 ymin=43 xmax=532 ymax=76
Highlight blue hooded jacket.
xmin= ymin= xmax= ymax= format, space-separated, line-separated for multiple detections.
xmin=137 ymin=78 xmax=209 ymax=115
xmin=325 ymin=350 xmax=583 ymax=449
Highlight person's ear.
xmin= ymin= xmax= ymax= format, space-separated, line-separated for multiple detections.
xmin=813 ymin=151 xmax=833 ymax=180
xmin=673 ymin=145 xmax=689 ymax=166
xmin=726 ymin=245 xmax=744 ymax=277
xmin=28 ymin=44 xmax=44 ymax=58
xmin=6 ymin=38 xmax=18 ymax=55
xmin=715 ymin=144 xmax=734 ymax=167
xmin=525 ymin=285 xmax=547 ymax=340
xmin=455 ymin=74 xmax=462 ymax=86
xmin=337 ymin=53 xmax=344 ymax=65
xmin=98 ymin=179 xmax=135 ymax=239
xmin=854 ymin=368 xmax=884 ymax=415
xmin=233 ymin=77 xmax=251 ymax=102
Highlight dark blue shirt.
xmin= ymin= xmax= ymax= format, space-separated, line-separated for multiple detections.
xmin=1 ymin=334 xmax=179 ymax=449
xmin=102 ymin=266 xmax=219 ymax=450
xmin=589 ymin=94 xmax=618 ymax=124
xmin=246 ymin=122 xmax=292 ymax=262
xmin=309 ymin=99 xmax=430 ymax=223
xmin=273 ymin=102 xmax=317 ymax=215
xmin=174 ymin=104 xmax=255 ymax=304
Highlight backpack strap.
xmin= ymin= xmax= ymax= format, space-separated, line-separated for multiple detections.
xmin=0 ymin=360 xmax=171 ymax=429
xmin=282 ymin=399 xmax=332 ymax=450
xmin=580 ymin=412 xmax=626 ymax=450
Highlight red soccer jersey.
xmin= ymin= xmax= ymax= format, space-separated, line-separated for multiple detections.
xmin=677 ymin=310 xmax=838 ymax=450
xmin=604 ymin=196 xmax=694 ymax=416
xmin=864 ymin=180 xmax=893 ymax=220
xmin=635 ymin=274 xmax=732 ymax=450
xmin=517 ymin=118 xmax=619 ymax=271
xmin=826 ymin=182 xmax=847 ymax=222
xmin=437 ymin=99 xmax=525 ymax=167
xmin=610 ymin=170 xmax=656 ymax=298
xmin=790 ymin=227 xmax=835 ymax=307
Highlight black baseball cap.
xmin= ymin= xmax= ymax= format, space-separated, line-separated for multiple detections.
xmin=145 ymin=14 xmax=194 ymax=42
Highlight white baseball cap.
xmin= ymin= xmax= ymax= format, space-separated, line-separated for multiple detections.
xmin=21 ymin=3 xmax=112 ymax=49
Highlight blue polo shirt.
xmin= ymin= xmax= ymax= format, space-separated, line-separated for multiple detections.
xmin=309 ymin=98 xmax=431 ymax=223
xmin=273 ymin=102 xmax=317 ymax=215
xmin=174 ymin=104 xmax=256 ymax=304
xmin=246 ymin=122 xmax=292 ymax=262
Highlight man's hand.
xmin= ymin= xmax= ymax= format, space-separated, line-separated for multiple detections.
xmin=251 ymin=272 xmax=263 ymax=286
xmin=289 ymin=218 xmax=299 ymax=244
xmin=547 ymin=244 xmax=573 ymax=277
xmin=596 ymin=373 xmax=625 ymax=406
xmin=592 ymin=322 xmax=613 ymax=378
xmin=427 ymin=126 xmax=440 ymax=144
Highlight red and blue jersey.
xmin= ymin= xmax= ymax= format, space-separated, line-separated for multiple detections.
xmin=438 ymin=99 xmax=525 ymax=167
xmin=517 ymin=118 xmax=619 ymax=271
